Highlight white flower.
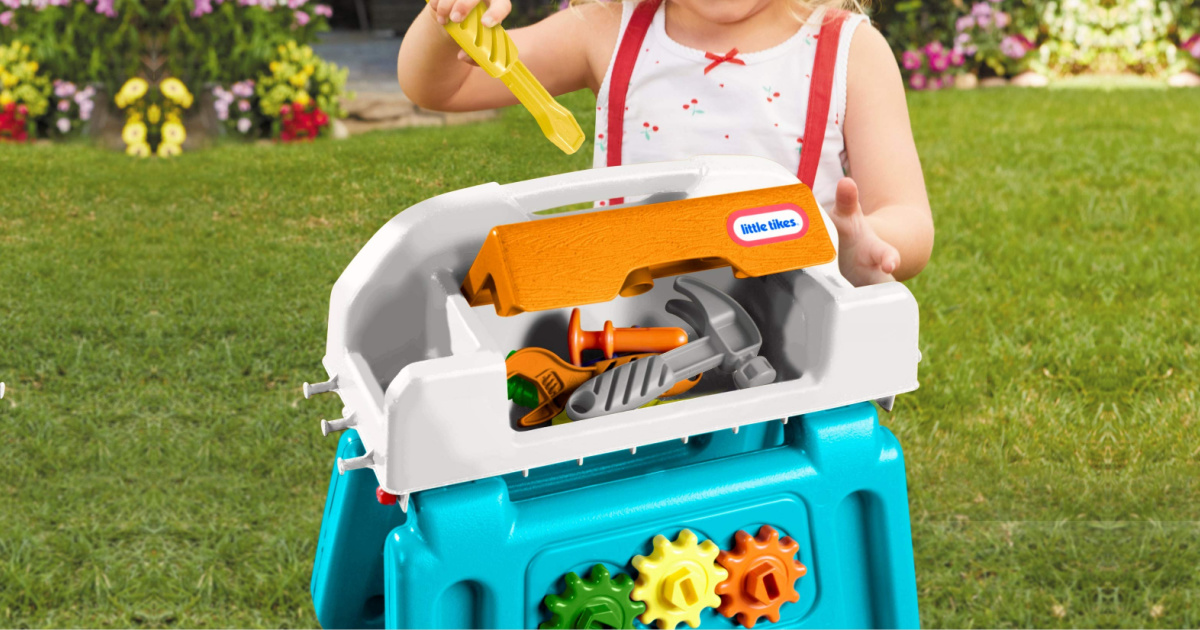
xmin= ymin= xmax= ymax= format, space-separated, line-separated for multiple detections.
xmin=237 ymin=117 xmax=252 ymax=133
xmin=56 ymin=117 xmax=71 ymax=133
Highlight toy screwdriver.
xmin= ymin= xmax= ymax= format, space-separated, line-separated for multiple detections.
xmin=430 ymin=0 xmax=585 ymax=154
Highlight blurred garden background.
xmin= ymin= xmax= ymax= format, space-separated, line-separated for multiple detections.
xmin=1 ymin=0 xmax=1200 ymax=629
xmin=0 ymin=0 xmax=1199 ymax=150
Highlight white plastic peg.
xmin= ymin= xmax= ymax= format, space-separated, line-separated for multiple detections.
xmin=337 ymin=451 xmax=375 ymax=475
xmin=321 ymin=413 xmax=357 ymax=437
xmin=0 ymin=382 xmax=5 ymax=399
xmin=303 ymin=375 xmax=339 ymax=399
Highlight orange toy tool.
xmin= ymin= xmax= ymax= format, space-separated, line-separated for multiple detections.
xmin=506 ymin=347 xmax=700 ymax=427
xmin=567 ymin=308 xmax=687 ymax=366
xmin=462 ymin=183 xmax=835 ymax=316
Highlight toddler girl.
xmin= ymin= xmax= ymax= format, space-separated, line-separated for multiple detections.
xmin=398 ymin=0 xmax=933 ymax=285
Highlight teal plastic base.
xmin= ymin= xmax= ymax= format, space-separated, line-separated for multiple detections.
xmin=311 ymin=402 xmax=919 ymax=629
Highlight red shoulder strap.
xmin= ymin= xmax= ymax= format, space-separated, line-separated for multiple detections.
xmin=797 ymin=9 xmax=849 ymax=188
xmin=605 ymin=0 xmax=662 ymax=205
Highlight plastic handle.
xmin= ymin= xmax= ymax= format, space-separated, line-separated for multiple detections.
xmin=503 ymin=159 xmax=707 ymax=218
xmin=430 ymin=1 xmax=584 ymax=154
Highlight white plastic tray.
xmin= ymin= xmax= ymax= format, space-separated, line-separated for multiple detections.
xmin=310 ymin=156 xmax=920 ymax=507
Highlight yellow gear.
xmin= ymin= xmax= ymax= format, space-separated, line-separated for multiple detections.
xmin=630 ymin=530 xmax=728 ymax=629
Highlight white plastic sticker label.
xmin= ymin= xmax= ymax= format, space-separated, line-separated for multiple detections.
xmin=726 ymin=204 xmax=810 ymax=247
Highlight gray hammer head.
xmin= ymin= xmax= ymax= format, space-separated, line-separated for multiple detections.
xmin=666 ymin=276 xmax=775 ymax=388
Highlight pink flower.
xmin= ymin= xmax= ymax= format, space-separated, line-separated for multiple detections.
xmin=994 ymin=11 xmax=1010 ymax=29
xmin=58 ymin=99 xmax=71 ymax=112
xmin=95 ymin=0 xmax=116 ymax=17
xmin=79 ymin=102 xmax=93 ymax=121
xmin=232 ymin=81 xmax=255 ymax=97
xmin=1000 ymin=34 xmax=1029 ymax=59
xmin=971 ymin=2 xmax=992 ymax=18
xmin=56 ymin=117 xmax=71 ymax=133
xmin=909 ymin=73 xmax=927 ymax=90
xmin=237 ymin=117 xmax=252 ymax=133
xmin=956 ymin=16 xmax=974 ymax=32
xmin=55 ymin=81 xmax=77 ymax=98
xmin=929 ymin=52 xmax=949 ymax=72
xmin=901 ymin=50 xmax=923 ymax=70
xmin=294 ymin=9 xmax=309 ymax=26
xmin=288 ymin=0 xmax=305 ymax=8
xmin=0 ymin=0 xmax=17 ymax=10
xmin=949 ymin=49 xmax=965 ymax=66
xmin=192 ymin=0 xmax=214 ymax=17
xmin=0 ymin=10 xmax=13 ymax=27
xmin=238 ymin=99 xmax=251 ymax=112
xmin=313 ymin=3 xmax=331 ymax=17
xmin=1186 ymin=35 xmax=1200 ymax=59
xmin=924 ymin=41 xmax=945 ymax=57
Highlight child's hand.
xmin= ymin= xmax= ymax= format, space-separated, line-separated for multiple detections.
xmin=829 ymin=177 xmax=901 ymax=287
xmin=426 ymin=0 xmax=511 ymax=66
xmin=427 ymin=0 xmax=510 ymax=27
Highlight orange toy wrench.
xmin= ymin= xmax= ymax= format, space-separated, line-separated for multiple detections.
xmin=567 ymin=308 xmax=687 ymax=366
xmin=506 ymin=347 xmax=700 ymax=426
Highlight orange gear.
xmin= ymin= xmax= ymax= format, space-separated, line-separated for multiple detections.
xmin=714 ymin=526 xmax=807 ymax=628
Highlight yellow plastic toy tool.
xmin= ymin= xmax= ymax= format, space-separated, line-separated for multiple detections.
xmin=431 ymin=1 xmax=585 ymax=154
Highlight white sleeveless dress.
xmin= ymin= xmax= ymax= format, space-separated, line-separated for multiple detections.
xmin=592 ymin=1 xmax=868 ymax=211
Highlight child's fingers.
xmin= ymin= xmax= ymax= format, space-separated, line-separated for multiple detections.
xmin=456 ymin=50 xmax=480 ymax=66
xmin=869 ymin=240 xmax=901 ymax=275
xmin=447 ymin=0 xmax=480 ymax=22
xmin=833 ymin=177 xmax=860 ymax=218
xmin=482 ymin=0 xmax=511 ymax=27
xmin=428 ymin=0 xmax=451 ymax=24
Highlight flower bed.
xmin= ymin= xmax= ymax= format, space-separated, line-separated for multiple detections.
xmin=879 ymin=0 xmax=1200 ymax=88
xmin=0 ymin=0 xmax=349 ymax=152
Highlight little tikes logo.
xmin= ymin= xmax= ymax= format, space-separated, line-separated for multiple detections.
xmin=726 ymin=203 xmax=810 ymax=247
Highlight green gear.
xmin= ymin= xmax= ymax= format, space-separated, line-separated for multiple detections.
xmin=541 ymin=564 xmax=646 ymax=629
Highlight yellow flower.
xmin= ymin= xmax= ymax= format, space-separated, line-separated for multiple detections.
xmin=269 ymin=61 xmax=281 ymax=74
xmin=161 ymin=121 xmax=187 ymax=145
xmin=0 ymin=72 xmax=15 ymax=89
xmin=289 ymin=73 xmax=308 ymax=88
xmin=0 ymin=91 xmax=12 ymax=107
xmin=157 ymin=142 xmax=182 ymax=158
xmin=122 ymin=121 xmax=147 ymax=145
xmin=126 ymin=142 xmax=151 ymax=158
xmin=303 ymin=64 xmax=314 ymax=75
xmin=160 ymin=78 xmax=192 ymax=107
xmin=26 ymin=61 xmax=37 ymax=73
xmin=293 ymin=91 xmax=311 ymax=106
xmin=118 ymin=78 xmax=149 ymax=105
xmin=147 ymin=104 xmax=162 ymax=124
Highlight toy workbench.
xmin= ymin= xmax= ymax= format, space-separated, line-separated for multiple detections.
xmin=304 ymin=155 xmax=922 ymax=629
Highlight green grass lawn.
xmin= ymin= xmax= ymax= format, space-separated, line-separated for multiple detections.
xmin=1 ymin=87 xmax=1198 ymax=628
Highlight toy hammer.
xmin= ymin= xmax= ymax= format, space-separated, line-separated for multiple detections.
xmin=566 ymin=276 xmax=776 ymax=420
xmin=568 ymin=308 xmax=687 ymax=366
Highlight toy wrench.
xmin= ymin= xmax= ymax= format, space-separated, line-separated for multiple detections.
xmin=566 ymin=277 xmax=777 ymax=421
xmin=507 ymin=347 xmax=700 ymax=427
xmin=430 ymin=1 xmax=585 ymax=154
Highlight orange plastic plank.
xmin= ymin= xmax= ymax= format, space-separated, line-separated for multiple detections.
xmin=461 ymin=183 xmax=835 ymax=316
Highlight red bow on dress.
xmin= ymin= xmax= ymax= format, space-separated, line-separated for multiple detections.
xmin=704 ymin=48 xmax=746 ymax=74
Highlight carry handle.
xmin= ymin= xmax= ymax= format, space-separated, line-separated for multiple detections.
xmin=502 ymin=159 xmax=706 ymax=219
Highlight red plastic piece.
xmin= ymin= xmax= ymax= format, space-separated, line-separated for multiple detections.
xmin=376 ymin=487 xmax=397 ymax=506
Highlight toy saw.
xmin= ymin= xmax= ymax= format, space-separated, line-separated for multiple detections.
xmin=430 ymin=0 xmax=585 ymax=154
